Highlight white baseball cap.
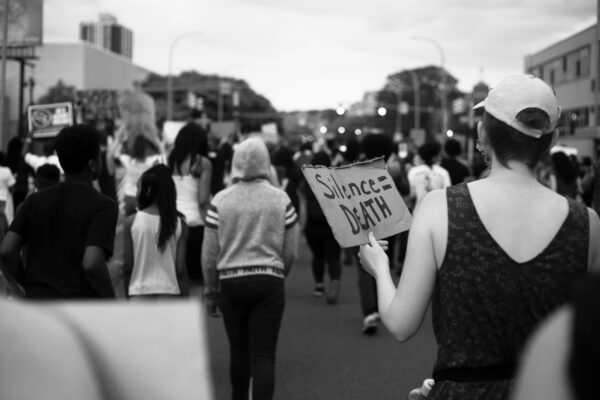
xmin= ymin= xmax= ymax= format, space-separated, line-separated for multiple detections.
xmin=473 ymin=74 xmax=561 ymax=138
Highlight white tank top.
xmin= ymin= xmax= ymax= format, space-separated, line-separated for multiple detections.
xmin=173 ymin=175 xmax=204 ymax=226
xmin=119 ymin=154 xmax=165 ymax=197
xmin=128 ymin=211 xmax=182 ymax=296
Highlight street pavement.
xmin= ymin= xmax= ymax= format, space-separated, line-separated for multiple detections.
xmin=203 ymin=237 xmax=438 ymax=400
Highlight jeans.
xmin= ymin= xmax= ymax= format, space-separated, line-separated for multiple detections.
xmin=219 ymin=275 xmax=285 ymax=400
xmin=186 ymin=226 xmax=205 ymax=284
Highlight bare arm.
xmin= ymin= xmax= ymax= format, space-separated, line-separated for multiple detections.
xmin=283 ymin=224 xmax=299 ymax=276
xmin=588 ymin=208 xmax=600 ymax=273
xmin=0 ymin=231 xmax=25 ymax=296
xmin=175 ymin=220 xmax=189 ymax=296
xmin=82 ymin=246 xmax=116 ymax=299
xmin=201 ymin=225 xmax=220 ymax=317
xmin=359 ymin=189 xmax=444 ymax=341
xmin=197 ymin=158 xmax=213 ymax=210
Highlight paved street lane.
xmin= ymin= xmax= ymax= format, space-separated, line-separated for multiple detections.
xmin=204 ymin=238 xmax=437 ymax=400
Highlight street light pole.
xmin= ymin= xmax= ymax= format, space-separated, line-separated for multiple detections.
xmin=406 ymin=70 xmax=421 ymax=131
xmin=391 ymin=70 xmax=421 ymax=137
xmin=167 ymin=31 xmax=202 ymax=121
xmin=413 ymin=36 xmax=447 ymax=136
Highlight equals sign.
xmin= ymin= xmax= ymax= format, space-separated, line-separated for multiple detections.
xmin=378 ymin=176 xmax=392 ymax=190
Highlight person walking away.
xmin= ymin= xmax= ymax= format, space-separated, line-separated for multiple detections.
xmin=0 ymin=125 xmax=119 ymax=299
xmin=355 ymin=133 xmax=404 ymax=334
xmin=23 ymin=140 xmax=64 ymax=175
xmin=168 ymin=122 xmax=212 ymax=287
xmin=441 ymin=138 xmax=471 ymax=185
xmin=302 ymin=150 xmax=341 ymax=303
xmin=358 ymin=74 xmax=600 ymax=400
xmin=550 ymin=151 xmax=580 ymax=200
xmin=0 ymin=151 xmax=15 ymax=237
xmin=202 ymin=137 xmax=299 ymax=400
xmin=6 ymin=137 xmax=32 ymax=211
xmin=108 ymin=128 xmax=164 ymax=216
xmin=408 ymin=141 xmax=452 ymax=213
xmin=122 ymin=164 xmax=189 ymax=300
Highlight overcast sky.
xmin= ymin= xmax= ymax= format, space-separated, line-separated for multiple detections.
xmin=44 ymin=0 xmax=596 ymax=111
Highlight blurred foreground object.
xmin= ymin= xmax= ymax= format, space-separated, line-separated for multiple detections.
xmin=0 ymin=299 xmax=213 ymax=400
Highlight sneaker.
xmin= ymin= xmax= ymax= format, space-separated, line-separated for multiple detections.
xmin=362 ymin=312 xmax=379 ymax=335
xmin=326 ymin=280 xmax=340 ymax=305
xmin=313 ymin=284 xmax=324 ymax=297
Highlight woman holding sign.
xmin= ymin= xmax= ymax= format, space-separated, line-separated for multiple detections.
xmin=358 ymin=74 xmax=600 ymax=400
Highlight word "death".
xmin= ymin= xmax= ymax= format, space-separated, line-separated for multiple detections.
xmin=340 ymin=195 xmax=392 ymax=234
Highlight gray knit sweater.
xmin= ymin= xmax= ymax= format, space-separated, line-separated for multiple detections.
xmin=201 ymin=137 xmax=299 ymax=298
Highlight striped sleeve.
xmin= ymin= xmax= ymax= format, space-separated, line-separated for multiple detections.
xmin=205 ymin=204 xmax=219 ymax=230
xmin=284 ymin=202 xmax=298 ymax=230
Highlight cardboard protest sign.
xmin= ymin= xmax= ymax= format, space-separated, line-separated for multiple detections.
xmin=27 ymin=102 xmax=73 ymax=138
xmin=302 ymin=157 xmax=412 ymax=248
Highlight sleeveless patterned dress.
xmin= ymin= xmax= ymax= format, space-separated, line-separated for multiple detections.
xmin=428 ymin=183 xmax=589 ymax=400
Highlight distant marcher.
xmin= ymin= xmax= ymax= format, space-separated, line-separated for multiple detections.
xmin=0 ymin=152 xmax=15 ymax=237
xmin=551 ymin=151 xmax=580 ymax=200
xmin=579 ymin=156 xmax=593 ymax=207
xmin=359 ymin=74 xmax=600 ymax=399
xmin=408 ymin=141 xmax=452 ymax=212
xmin=355 ymin=133 xmax=403 ymax=334
xmin=592 ymin=159 xmax=600 ymax=216
xmin=208 ymin=133 xmax=234 ymax=195
xmin=33 ymin=164 xmax=60 ymax=191
xmin=168 ymin=122 xmax=212 ymax=285
xmin=202 ymin=137 xmax=299 ymax=400
xmin=6 ymin=137 xmax=32 ymax=210
xmin=109 ymin=130 xmax=164 ymax=216
xmin=23 ymin=140 xmax=64 ymax=175
xmin=302 ymin=151 xmax=341 ymax=303
xmin=271 ymin=140 xmax=302 ymax=214
xmin=0 ymin=125 xmax=119 ymax=299
xmin=123 ymin=164 xmax=189 ymax=300
xmin=441 ymin=139 xmax=471 ymax=185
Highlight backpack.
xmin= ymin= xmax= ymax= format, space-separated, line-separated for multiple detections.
xmin=413 ymin=165 xmax=446 ymax=205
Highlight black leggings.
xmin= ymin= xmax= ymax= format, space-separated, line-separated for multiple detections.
xmin=219 ymin=275 xmax=285 ymax=400
xmin=304 ymin=224 xmax=341 ymax=283
xmin=186 ymin=226 xmax=204 ymax=284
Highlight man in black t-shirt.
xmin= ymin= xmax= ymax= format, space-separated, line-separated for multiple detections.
xmin=0 ymin=125 xmax=118 ymax=299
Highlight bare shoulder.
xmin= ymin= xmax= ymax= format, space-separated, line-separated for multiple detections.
xmin=416 ymin=188 xmax=447 ymax=220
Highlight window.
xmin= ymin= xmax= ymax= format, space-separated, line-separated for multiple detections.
xmin=539 ymin=45 xmax=590 ymax=86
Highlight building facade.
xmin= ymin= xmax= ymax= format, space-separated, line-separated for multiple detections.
xmin=524 ymin=19 xmax=600 ymax=159
xmin=80 ymin=14 xmax=133 ymax=59
xmin=1 ymin=42 xmax=153 ymax=148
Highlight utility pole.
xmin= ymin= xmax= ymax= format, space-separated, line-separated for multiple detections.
xmin=0 ymin=0 xmax=10 ymax=147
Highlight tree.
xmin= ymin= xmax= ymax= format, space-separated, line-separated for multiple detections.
xmin=141 ymin=71 xmax=279 ymax=129
xmin=379 ymin=66 xmax=464 ymax=139
xmin=37 ymin=80 xmax=77 ymax=105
